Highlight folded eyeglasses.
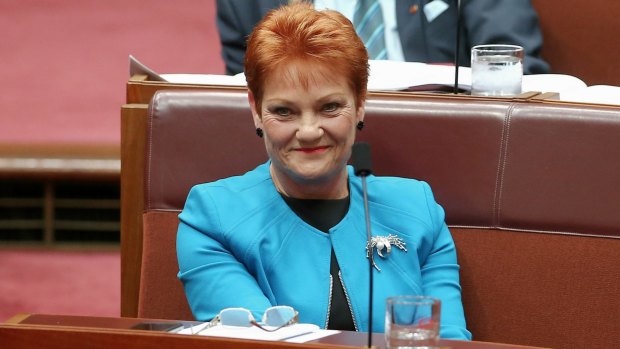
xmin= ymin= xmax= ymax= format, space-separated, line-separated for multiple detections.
xmin=198 ymin=306 xmax=299 ymax=333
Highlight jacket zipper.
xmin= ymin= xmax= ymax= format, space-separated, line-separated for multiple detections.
xmin=338 ymin=271 xmax=359 ymax=331
xmin=326 ymin=275 xmax=333 ymax=329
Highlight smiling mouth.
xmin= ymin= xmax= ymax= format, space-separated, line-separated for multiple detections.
xmin=295 ymin=146 xmax=330 ymax=154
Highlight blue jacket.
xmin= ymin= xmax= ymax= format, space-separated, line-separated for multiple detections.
xmin=177 ymin=162 xmax=471 ymax=339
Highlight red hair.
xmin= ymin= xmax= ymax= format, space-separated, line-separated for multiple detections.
xmin=244 ymin=2 xmax=369 ymax=112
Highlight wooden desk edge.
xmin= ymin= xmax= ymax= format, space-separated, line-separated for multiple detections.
xmin=0 ymin=322 xmax=354 ymax=349
xmin=5 ymin=313 xmax=31 ymax=324
xmin=3 ymin=314 xmax=551 ymax=349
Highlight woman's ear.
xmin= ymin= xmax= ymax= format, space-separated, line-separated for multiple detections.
xmin=356 ymin=100 xmax=366 ymax=123
xmin=248 ymin=90 xmax=262 ymax=127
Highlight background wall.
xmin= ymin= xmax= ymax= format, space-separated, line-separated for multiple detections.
xmin=0 ymin=0 xmax=224 ymax=145
xmin=0 ymin=0 xmax=224 ymax=321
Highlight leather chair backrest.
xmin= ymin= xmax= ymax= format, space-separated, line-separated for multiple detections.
xmin=141 ymin=90 xmax=620 ymax=348
xmin=146 ymin=90 xmax=620 ymax=237
xmin=532 ymin=0 xmax=620 ymax=85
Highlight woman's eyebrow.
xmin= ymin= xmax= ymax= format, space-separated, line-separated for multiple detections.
xmin=263 ymin=98 xmax=294 ymax=106
xmin=315 ymin=93 xmax=347 ymax=103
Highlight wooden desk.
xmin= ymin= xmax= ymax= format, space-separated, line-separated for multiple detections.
xmin=2 ymin=314 xmax=548 ymax=349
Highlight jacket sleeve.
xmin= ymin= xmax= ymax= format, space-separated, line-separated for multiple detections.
xmin=419 ymin=181 xmax=472 ymax=340
xmin=215 ymin=0 xmax=249 ymax=75
xmin=177 ymin=185 xmax=272 ymax=321
xmin=462 ymin=0 xmax=550 ymax=74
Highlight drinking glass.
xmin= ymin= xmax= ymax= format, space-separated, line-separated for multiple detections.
xmin=385 ymin=296 xmax=441 ymax=349
xmin=471 ymin=44 xmax=524 ymax=97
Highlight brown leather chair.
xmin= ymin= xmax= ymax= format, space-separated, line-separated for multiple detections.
xmin=137 ymin=90 xmax=267 ymax=320
xmin=531 ymin=0 xmax=620 ymax=85
xmin=139 ymin=89 xmax=620 ymax=348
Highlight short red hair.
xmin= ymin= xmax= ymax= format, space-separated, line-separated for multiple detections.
xmin=244 ymin=2 xmax=369 ymax=112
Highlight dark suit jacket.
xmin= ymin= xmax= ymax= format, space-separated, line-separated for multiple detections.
xmin=216 ymin=0 xmax=550 ymax=75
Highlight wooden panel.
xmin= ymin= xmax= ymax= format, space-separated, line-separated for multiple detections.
xmin=0 ymin=325 xmax=349 ymax=349
xmin=0 ymin=143 xmax=120 ymax=158
xmin=1 ymin=180 xmax=120 ymax=245
xmin=126 ymin=75 xmax=544 ymax=106
xmin=120 ymin=104 xmax=148 ymax=317
xmin=0 ymin=143 xmax=120 ymax=180
xmin=126 ymin=75 xmax=246 ymax=105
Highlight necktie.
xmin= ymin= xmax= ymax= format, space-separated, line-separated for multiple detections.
xmin=353 ymin=0 xmax=387 ymax=60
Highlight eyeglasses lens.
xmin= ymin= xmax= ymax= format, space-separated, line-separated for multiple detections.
xmin=264 ymin=306 xmax=295 ymax=327
xmin=220 ymin=308 xmax=253 ymax=327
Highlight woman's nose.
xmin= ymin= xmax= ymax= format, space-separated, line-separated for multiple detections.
xmin=296 ymin=114 xmax=323 ymax=141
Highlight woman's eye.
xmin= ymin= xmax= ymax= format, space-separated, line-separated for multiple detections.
xmin=273 ymin=107 xmax=291 ymax=116
xmin=323 ymin=103 xmax=340 ymax=113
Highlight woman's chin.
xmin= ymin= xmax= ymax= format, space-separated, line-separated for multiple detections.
xmin=288 ymin=166 xmax=344 ymax=185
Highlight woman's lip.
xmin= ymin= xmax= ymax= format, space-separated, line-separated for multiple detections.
xmin=295 ymin=146 xmax=330 ymax=153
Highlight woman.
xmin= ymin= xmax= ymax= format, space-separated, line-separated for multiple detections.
xmin=177 ymin=2 xmax=470 ymax=340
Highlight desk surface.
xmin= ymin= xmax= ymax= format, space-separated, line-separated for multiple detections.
xmin=1 ymin=314 xmax=548 ymax=349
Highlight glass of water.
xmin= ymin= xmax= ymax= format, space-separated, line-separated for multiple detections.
xmin=471 ymin=44 xmax=524 ymax=97
xmin=385 ymin=296 xmax=441 ymax=349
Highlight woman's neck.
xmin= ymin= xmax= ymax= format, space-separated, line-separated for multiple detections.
xmin=270 ymin=165 xmax=349 ymax=200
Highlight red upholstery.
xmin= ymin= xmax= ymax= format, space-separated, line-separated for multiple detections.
xmin=453 ymin=228 xmax=619 ymax=348
xmin=144 ymin=90 xmax=266 ymax=212
xmin=499 ymin=103 xmax=620 ymax=235
xmin=532 ymin=0 xmax=620 ymax=85
xmin=140 ymin=90 xmax=620 ymax=348
xmin=138 ymin=211 xmax=192 ymax=320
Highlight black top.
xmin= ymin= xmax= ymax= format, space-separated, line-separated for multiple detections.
xmin=281 ymin=195 xmax=356 ymax=331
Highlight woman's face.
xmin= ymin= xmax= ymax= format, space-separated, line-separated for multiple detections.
xmin=250 ymin=62 xmax=364 ymax=194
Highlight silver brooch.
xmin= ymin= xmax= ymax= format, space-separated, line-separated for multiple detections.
xmin=366 ymin=234 xmax=408 ymax=271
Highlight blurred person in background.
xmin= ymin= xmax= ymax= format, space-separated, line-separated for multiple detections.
xmin=216 ymin=0 xmax=550 ymax=75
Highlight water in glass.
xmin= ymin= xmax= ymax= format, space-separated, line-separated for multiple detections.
xmin=471 ymin=55 xmax=522 ymax=96
xmin=387 ymin=322 xmax=439 ymax=349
